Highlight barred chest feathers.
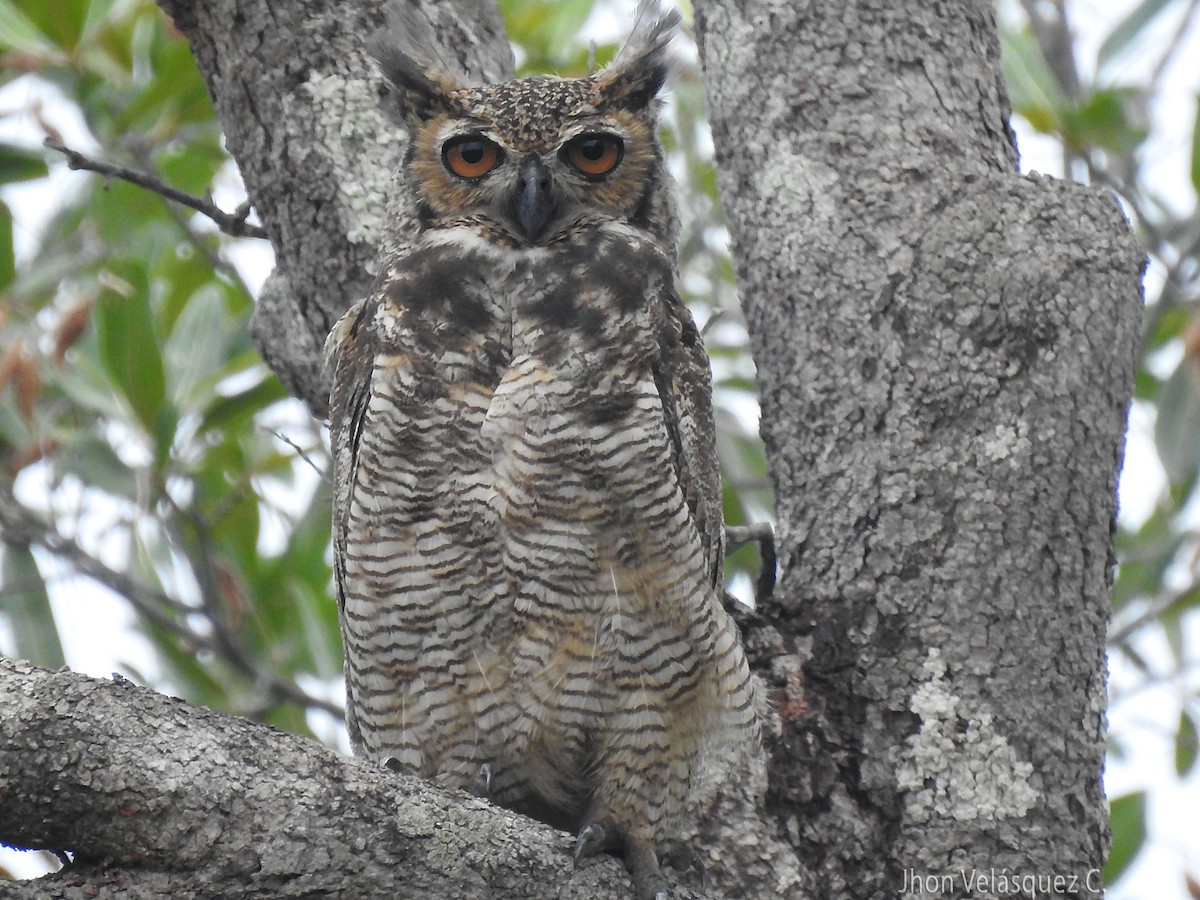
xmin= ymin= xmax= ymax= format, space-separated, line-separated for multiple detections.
xmin=325 ymin=4 xmax=761 ymax=899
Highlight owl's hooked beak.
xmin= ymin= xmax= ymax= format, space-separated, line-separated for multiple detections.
xmin=512 ymin=153 xmax=555 ymax=242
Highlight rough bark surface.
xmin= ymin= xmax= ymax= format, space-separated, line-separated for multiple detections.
xmin=693 ymin=0 xmax=1143 ymax=896
xmin=0 ymin=657 xmax=690 ymax=900
xmin=156 ymin=0 xmax=513 ymax=415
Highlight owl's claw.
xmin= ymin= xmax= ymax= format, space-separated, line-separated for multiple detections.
xmin=380 ymin=756 xmax=423 ymax=780
xmin=575 ymin=824 xmax=669 ymax=900
xmin=573 ymin=822 xmax=609 ymax=864
xmin=625 ymin=834 xmax=669 ymax=900
xmin=470 ymin=762 xmax=493 ymax=796
xmin=662 ymin=841 xmax=707 ymax=889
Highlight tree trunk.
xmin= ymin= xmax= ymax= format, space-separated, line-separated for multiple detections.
xmin=2 ymin=0 xmax=1144 ymax=898
xmin=692 ymin=0 xmax=1143 ymax=895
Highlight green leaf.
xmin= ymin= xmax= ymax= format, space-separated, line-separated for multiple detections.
xmin=141 ymin=615 xmax=229 ymax=707
xmin=1153 ymin=359 xmax=1200 ymax=488
xmin=0 ymin=403 xmax=30 ymax=453
xmin=163 ymin=287 xmax=235 ymax=408
xmin=1113 ymin=506 xmax=1183 ymax=609
xmin=0 ymin=201 xmax=13 ymax=291
xmin=264 ymin=702 xmax=313 ymax=737
xmin=1176 ymin=709 xmax=1199 ymax=777
xmin=999 ymin=25 xmax=1066 ymax=135
xmin=1097 ymin=0 xmax=1177 ymax=73
xmin=1191 ymin=96 xmax=1200 ymax=194
xmin=0 ymin=143 xmax=50 ymax=185
xmin=1146 ymin=306 xmax=1190 ymax=352
xmin=92 ymin=260 xmax=170 ymax=442
xmin=79 ymin=0 xmax=119 ymax=41
xmin=0 ymin=1 xmax=55 ymax=53
xmin=12 ymin=0 xmax=91 ymax=51
xmin=198 ymin=376 xmax=288 ymax=435
xmin=53 ymin=432 xmax=138 ymax=501
xmin=1105 ymin=792 xmax=1146 ymax=884
xmin=1129 ymin=366 xmax=1162 ymax=402
xmin=116 ymin=33 xmax=215 ymax=136
xmin=500 ymin=0 xmax=596 ymax=73
xmin=155 ymin=133 xmax=226 ymax=196
xmin=56 ymin=345 xmax=133 ymax=422
xmin=205 ymin=465 xmax=262 ymax=575
xmin=0 ymin=541 xmax=66 ymax=668
xmin=1062 ymin=88 xmax=1146 ymax=155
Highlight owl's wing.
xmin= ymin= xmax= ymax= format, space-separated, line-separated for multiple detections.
xmin=326 ymin=297 xmax=375 ymax=608
xmin=324 ymin=296 xmax=377 ymax=751
xmin=325 ymin=252 xmax=514 ymax=766
xmin=653 ymin=290 xmax=725 ymax=590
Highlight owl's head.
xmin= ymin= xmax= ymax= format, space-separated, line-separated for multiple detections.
xmin=371 ymin=1 xmax=680 ymax=246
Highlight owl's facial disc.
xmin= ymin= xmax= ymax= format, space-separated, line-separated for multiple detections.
xmin=511 ymin=154 xmax=555 ymax=242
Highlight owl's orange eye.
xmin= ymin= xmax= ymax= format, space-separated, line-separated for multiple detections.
xmin=562 ymin=133 xmax=623 ymax=178
xmin=443 ymin=136 xmax=503 ymax=179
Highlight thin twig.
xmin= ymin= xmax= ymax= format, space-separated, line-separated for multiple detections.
xmin=700 ymin=307 xmax=726 ymax=338
xmin=1150 ymin=0 xmax=1200 ymax=90
xmin=1018 ymin=0 xmax=1082 ymax=102
xmin=725 ymin=522 xmax=777 ymax=604
xmin=268 ymin=428 xmax=332 ymax=485
xmin=44 ymin=138 xmax=269 ymax=241
xmin=1108 ymin=582 xmax=1199 ymax=646
xmin=124 ymin=143 xmax=259 ymax=299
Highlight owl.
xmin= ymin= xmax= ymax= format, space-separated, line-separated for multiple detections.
xmin=325 ymin=3 xmax=759 ymax=898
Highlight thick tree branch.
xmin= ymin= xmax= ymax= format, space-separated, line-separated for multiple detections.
xmin=43 ymin=139 xmax=268 ymax=240
xmin=0 ymin=658 xmax=697 ymax=899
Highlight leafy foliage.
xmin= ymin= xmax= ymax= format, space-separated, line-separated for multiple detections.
xmin=0 ymin=0 xmax=338 ymax=732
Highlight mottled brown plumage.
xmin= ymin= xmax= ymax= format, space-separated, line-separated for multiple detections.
xmin=326 ymin=4 xmax=758 ymax=897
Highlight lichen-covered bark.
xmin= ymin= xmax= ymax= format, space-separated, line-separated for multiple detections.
xmin=0 ymin=657 xmax=682 ymax=900
xmin=692 ymin=0 xmax=1143 ymax=896
xmin=156 ymin=0 xmax=512 ymax=415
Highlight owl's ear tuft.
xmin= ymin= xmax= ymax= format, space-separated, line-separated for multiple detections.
xmin=594 ymin=0 xmax=681 ymax=110
xmin=369 ymin=3 xmax=471 ymax=126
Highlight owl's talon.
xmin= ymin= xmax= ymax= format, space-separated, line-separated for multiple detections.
xmin=470 ymin=762 xmax=494 ymax=796
xmin=662 ymin=841 xmax=706 ymax=889
xmin=381 ymin=756 xmax=420 ymax=778
xmin=625 ymin=834 xmax=669 ymax=900
xmin=573 ymin=822 xmax=609 ymax=864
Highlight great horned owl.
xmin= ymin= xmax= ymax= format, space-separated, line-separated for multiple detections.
xmin=326 ymin=4 xmax=759 ymax=897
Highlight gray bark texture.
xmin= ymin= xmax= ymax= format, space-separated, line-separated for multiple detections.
xmin=692 ymin=0 xmax=1143 ymax=896
xmin=1 ymin=0 xmax=1145 ymax=898
xmin=0 ymin=657 xmax=676 ymax=899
